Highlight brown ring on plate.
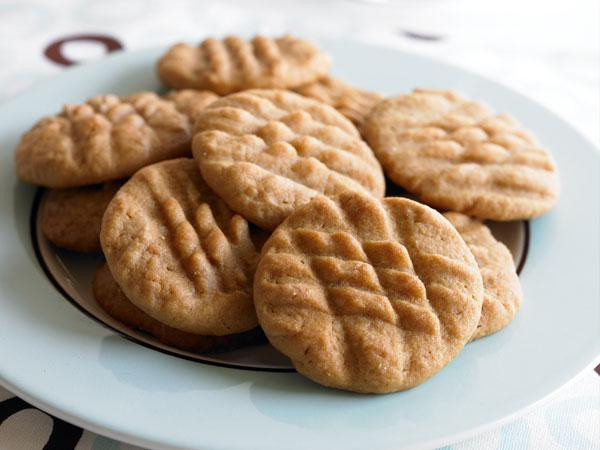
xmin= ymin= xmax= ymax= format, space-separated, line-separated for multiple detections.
xmin=516 ymin=220 xmax=530 ymax=275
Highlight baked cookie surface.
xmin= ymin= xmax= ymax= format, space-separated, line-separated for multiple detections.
xmin=444 ymin=212 xmax=522 ymax=340
xmin=164 ymin=89 xmax=219 ymax=123
xmin=40 ymin=182 xmax=121 ymax=252
xmin=363 ymin=89 xmax=559 ymax=220
xmin=16 ymin=91 xmax=209 ymax=188
xmin=157 ymin=35 xmax=330 ymax=95
xmin=100 ymin=158 xmax=260 ymax=335
xmin=293 ymin=76 xmax=383 ymax=128
xmin=93 ymin=263 xmax=264 ymax=353
xmin=254 ymin=192 xmax=483 ymax=393
xmin=193 ymin=89 xmax=385 ymax=230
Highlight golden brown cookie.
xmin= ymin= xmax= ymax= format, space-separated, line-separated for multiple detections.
xmin=157 ymin=35 xmax=331 ymax=95
xmin=164 ymin=89 xmax=219 ymax=123
xmin=39 ymin=182 xmax=121 ymax=252
xmin=443 ymin=212 xmax=522 ymax=340
xmin=100 ymin=158 xmax=260 ymax=335
xmin=254 ymin=191 xmax=484 ymax=393
xmin=15 ymin=91 xmax=212 ymax=188
xmin=193 ymin=89 xmax=385 ymax=230
xmin=363 ymin=89 xmax=559 ymax=220
xmin=293 ymin=76 xmax=383 ymax=128
xmin=93 ymin=262 xmax=265 ymax=353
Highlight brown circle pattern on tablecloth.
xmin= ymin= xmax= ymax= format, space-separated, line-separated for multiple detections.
xmin=44 ymin=34 xmax=123 ymax=66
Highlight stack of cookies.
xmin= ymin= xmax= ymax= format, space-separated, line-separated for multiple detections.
xmin=15 ymin=34 xmax=559 ymax=394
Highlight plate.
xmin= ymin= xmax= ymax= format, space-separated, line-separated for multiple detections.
xmin=0 ymin=38 xmax=599 ymax=450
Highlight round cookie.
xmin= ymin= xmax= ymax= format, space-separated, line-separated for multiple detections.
xmin=254 ymin=191 xmax=484 ymax=393
xmin=363 ymin=89 xmax=559 ymax=220
xmin=39 ymin=182 xmax=121 ymax=252
xmin=16 ymin=91 xmax=212 ymax=188
xmin=157 ymin=35 xmax=331 ymax=95
xmin=193 ymin=89 xmax=385 ymax=230
xmin=443 ymin=212 xmax=522 ymax=340
xmin=93 ymin=262 xmax=264 ymax=353
xmin=293 ymin=76 xmax=383 ymax=128
xmin=100 ymin=158 xmax=260 ymax=336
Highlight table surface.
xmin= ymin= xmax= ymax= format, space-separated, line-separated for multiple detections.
xmin=0 ymin=0 xmax=598 ymax=449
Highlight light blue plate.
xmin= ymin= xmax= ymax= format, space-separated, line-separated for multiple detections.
xmin=0 ymin=38 xmax=598 ymax=450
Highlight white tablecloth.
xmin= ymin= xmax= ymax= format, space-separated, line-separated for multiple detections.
xmin=0 ymin=1 xmax=598 ymax=448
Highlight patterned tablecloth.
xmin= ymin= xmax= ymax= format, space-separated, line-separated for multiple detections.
xmin=0 ymin=0 xmax=598 ymax=449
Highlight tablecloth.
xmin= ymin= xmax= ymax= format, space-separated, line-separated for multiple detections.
xmin=0 ymin=1 xmax=598 ymax=448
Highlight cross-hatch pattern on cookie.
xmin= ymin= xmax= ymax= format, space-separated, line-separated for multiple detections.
xmin=16 ymin=92 xmax=196 ymax=188
xmin=363 ymin=89 xmax=559 ymax=220
xmin=193 ymin=89 xmax=385 ymax=229
xmin=254 ymin=192 xmax=484 ymax=393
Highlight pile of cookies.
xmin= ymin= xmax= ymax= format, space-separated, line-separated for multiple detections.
xmin=15 ymin=34 xmax=559 ymax=394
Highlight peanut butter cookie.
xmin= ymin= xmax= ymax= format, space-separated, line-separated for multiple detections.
xmin=157 ymin=35 xmax=330 ymax=95
xmin=254 ymin=191 xmax=483 ymax=393
xmin=363 ymin=89 xmax=559 ymax=220
xmin=165 ymin=89 xmax=219 ymax=123
xmin=100 ymin=158 xmax=261 ymax=335
xmin=93 ymin=262 xmax=264 ymax=352
xmin=39 ymin=182 xmax=121 ymax=252
xmin=193 ymin=89 xmax=385 ymax=229
xmin=294 ymin=76 xmax=383 ymax=128
xmin=444 ymin=212 xmax=522 ymax=340
xmin=16 ymin=91 xmax=214 ymax=188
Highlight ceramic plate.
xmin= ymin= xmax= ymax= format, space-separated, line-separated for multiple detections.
xmin=0 ymin=38 xmax=598 ymax=450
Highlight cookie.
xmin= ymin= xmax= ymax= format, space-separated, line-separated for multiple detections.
xmin=93 ymin=262 xmax=264 ymax=352
xmin=193 ymin=89 xmax=385 ymax=230
xmin=39 ymin=182 xmax=121 ymax=252
xmin=293 ymin=76 xmax=383 ymax=128
xmin=15 ymin=91 xmax=211 ymax=188
xmin=254 ymin=191 xmax=484 ymax=393
xmin=363 ymin=89 xmax=559 ymax=220
xmin=100 ymin=158 xmax=260 ymax=335
xmin=157 ymin=35 xmax=331 ymax=95
xmin=164 ymin=89 xmax=219 ymax=123
xmin=443 ymin=212 xmax=522 ymax=340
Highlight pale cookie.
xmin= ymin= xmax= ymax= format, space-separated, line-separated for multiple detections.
xmin=39 ymin=182 xmax=121 ymax=252
xmin=193 ymin=89 xmax=385 ymax=230
xmin=157 ymin=35 xmax=331 ymax=95
xmin=293 ymin=76 xmax=383 ymax=128
xmin=100 ymin=158 xmax=260 ymax=335
xmin=165 ymin=89 xmax=219 ymax=123
xmin=15 ymin=91 xmax=213 ymax=188
xmin=93 ymin=263 xmax=264 ymax=353
xmin=363 ymin=89 xmax=559 ymax=220
xmin=254 ymin=191 xmax=484 ymax=393
xmin=443 ymin=212 xmax=522 ymax=340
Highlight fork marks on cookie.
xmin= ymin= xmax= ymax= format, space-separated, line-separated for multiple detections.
xmin=158 ymin=35 xmax=330 ymax=95
xmin=254 ymin=192 xmax=484 ymax=392
xmin=193 ymin=89 xmax=385 ymax=229
xmin=101 ymin=159 xmax=260 ymax=335
xmin=363 ymin=89 xmax=559 ymax=220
